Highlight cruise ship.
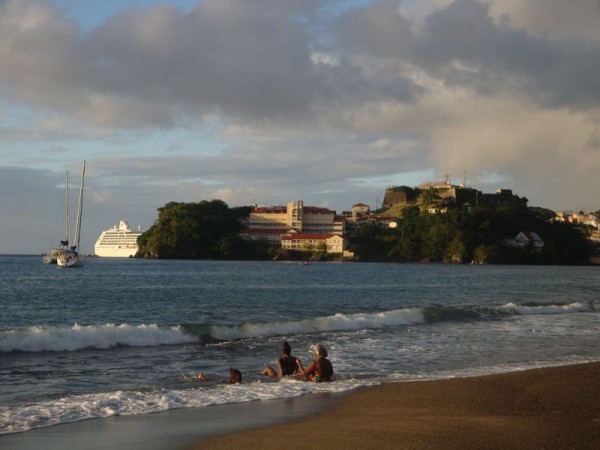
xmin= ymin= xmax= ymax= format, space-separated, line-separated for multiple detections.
xmin=94 ymin=220 xmax=143 ymax=258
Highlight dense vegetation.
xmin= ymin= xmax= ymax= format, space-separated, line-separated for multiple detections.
xmin=136 ymin=200 xmax=272 ymax=259
xmin=351 ymin=205 xmax=592 ymax=264
xmin=136 ymin=199 xmax=593 ymax=264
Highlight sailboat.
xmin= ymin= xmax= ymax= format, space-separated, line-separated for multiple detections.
xmin=43 ymin=171 xmax=72 ymax=264
xmin=57 ymin=161 xmax=86 ymax=268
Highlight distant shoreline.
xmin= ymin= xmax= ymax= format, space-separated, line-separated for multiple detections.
xmin=4 ymin=254 xmax=598 ymax=266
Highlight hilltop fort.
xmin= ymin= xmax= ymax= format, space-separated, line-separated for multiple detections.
xmin=380 ymin=180 xmax=527 ymax=215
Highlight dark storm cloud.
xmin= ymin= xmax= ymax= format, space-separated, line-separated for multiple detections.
xmin=338 ymin=0 xmax=600 ymax=112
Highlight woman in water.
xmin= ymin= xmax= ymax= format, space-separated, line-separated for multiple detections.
xmin=262 ymin=341 xmax=304 ymax=378
xmin=296 ymin=343 xmax=333 ymax=382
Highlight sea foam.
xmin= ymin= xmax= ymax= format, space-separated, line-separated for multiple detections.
xmin=0 ymin=377 xmax=373 ymax=435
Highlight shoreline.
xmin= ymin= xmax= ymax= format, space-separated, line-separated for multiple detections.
xmin=194 ymin=362 xmax=600 ymax=449
xmin=2 ymin=362 xmax=600 ymax=449
xmin=0 ymin=392 xmax=338 ymax=450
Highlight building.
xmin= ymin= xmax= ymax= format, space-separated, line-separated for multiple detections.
xmin=351 ymin=203 xmax=370 ymax=218
xmin=559 ymin=212 xmax=599 ymax=228
xmin=506 ymin=231 xmax=545 ymax=249
xmin=427 ymin=206 xmax=448 ymax=214
xmin=280 ymin=233 xmax=346 ymax=253
xmin=382 ymin=181 xmax=526 ymax=211
xmin=344 ymin=213 xmax=397 ymax=237
xmin=240 ymin=200 xmax=345 ymax=246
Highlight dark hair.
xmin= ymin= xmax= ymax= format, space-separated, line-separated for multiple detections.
xmin=229 ymin=367 xmax=242 ymax=383
xmin=313 ymin=343 xmax=328 ymax=358
xmin=281 ymin=341 xmax=291 ymax=354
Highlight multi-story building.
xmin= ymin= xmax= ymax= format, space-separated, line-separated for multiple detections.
xmin=280 ymin=233 xmax=345 ymax=253
xmin=240 ymin=200 xmax=346 ymax=249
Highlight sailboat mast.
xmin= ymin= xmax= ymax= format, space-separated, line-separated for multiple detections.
xmin=73 ymin=161 xmax=86 ymax=251
xmin=65 ymin=171 xmax=70 ymax=246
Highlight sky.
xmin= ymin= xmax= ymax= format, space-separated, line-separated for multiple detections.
xmin=1 ymin=0 xmax=599 ymax=254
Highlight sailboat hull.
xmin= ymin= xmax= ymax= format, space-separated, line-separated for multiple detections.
xmin=57 ymin=252 xmax=84 ymax=268
xmin=43 ymin=250 xmax=59 ymax=264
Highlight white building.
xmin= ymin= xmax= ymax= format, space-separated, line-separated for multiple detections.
xmin=281 ymin=233 xmax=346 ymax=253
xmin=240 ymin=200 xmax=345 ymax=245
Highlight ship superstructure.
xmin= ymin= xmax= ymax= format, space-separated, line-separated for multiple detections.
xmin=94 ymin=220 xmax=142 ymax=257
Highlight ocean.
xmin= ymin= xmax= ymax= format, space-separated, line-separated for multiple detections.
xmin=1 ymin=256 xmax=599 ymax=438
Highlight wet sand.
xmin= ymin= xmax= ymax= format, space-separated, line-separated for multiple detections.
xmin=194 ymin=362 xmax=600 ymax=449
xmin=3 ymin=363 xmax=599 ymax=449
xmin=0 ymin=394 xmax=333 ymax=450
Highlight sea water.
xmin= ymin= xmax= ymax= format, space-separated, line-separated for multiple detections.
xmin=1 ymin=256 xmax=599 ymax=435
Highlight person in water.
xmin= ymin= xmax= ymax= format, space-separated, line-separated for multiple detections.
xmin=198 ymin=367 xmax=242 ymax=383
xmin=297 ymin=343 xmax=333 ymax=382
xmin=262 ymin=341 xmax=304 ymax=378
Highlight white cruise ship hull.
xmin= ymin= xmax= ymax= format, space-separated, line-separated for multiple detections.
xmin=94 ymin=220 xmax=142 ymax=258
xmin=94 ymin=246 xmax=139 ymax=258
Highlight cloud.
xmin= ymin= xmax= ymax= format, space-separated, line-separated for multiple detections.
xmin=338 ymin=0 xmax=600 ymax=112
xmin=489 ymin=0 xmax=600 ymax=42
xmin=0 ymin=0 xmax=425 ymax=130
xmin=1 ymin=0 xmax=600 ymax=253
xmin=2 ymin=0 xmax=599 ymax=130
xmin=0 ymin=0 xmax=325 ymax=128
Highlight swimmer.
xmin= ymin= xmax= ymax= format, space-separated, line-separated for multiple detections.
xmin=198 ymin=367 xmax=243 ymax=383
xmin=296 ymin=344 xmax=333 ymax=382
xmin=262 ymin=341 xmax=304 ymax=378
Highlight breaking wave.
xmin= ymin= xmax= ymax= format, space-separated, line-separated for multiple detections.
xmin=494 ymin=301 xmax=593 ymax=316
xmin=1 ymin=301 xmax=593 ymax=353
xmin=209 ymin=308 xmax=426 ymax=341
xmin=0 ymin=323 xmax=197 ymax=353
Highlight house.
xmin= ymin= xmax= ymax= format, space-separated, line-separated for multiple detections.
xmin=427 ymin=206 xmax=448 ymax=214
xmin=344 ymin=214 xmax=397 ymax=236
xmin=513 ymin=231 xmax=544 ymax=248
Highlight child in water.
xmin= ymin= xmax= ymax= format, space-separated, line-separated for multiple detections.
xmin=198 ymin=367 xmax=242 ymax=383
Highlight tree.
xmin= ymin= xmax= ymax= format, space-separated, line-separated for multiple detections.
xmin=137 ymin=200 xmax=245 ymax=259
xmin=472 ymin=244 xmax=501 ymax=264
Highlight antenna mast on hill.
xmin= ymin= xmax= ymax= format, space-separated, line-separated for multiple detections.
xmin=463 ymin=170 xmax=468 ymax=188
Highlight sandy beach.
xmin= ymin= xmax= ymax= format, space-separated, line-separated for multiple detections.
xmin=3 ymin=362 xmax=599 ymax=450
xmin=195 ymin=362 xmax=600 ymax=450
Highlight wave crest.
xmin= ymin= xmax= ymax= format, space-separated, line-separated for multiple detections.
xmin=496 ymin=302 xmax=591 ymax=316
xmin=0 ymin=323 xmax=197 ymax=353
xmin=210 ymin=308 xmax=425 ymax=340
xmin=2 ymin=302 xmax=590 ymax=353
